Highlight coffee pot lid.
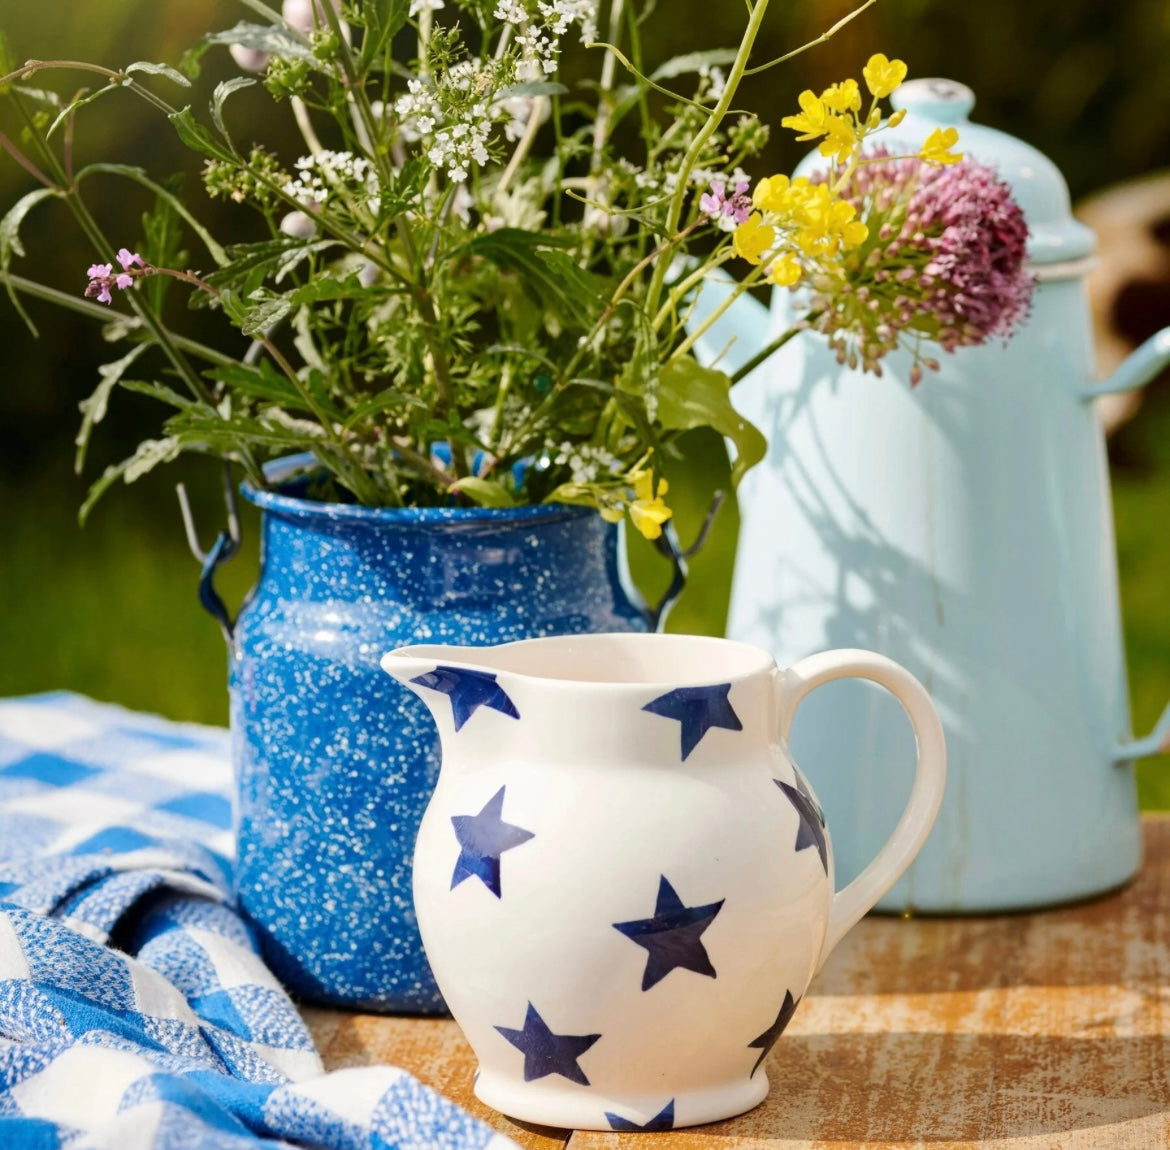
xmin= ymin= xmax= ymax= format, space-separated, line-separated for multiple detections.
xmin=886 ymin=78 xmax=1096 ymax=266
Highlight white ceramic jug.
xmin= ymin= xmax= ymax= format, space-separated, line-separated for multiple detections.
xmin=382 ymin=633 xmax=945 ymax=1129
xmin=690 ymin=79 xmax=1170 ymax=912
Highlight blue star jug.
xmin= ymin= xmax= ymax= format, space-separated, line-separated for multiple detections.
xmin=383 ymin=633 xmax=946 ymax=1128
xmin=691 ymin=79 xmax=1170 ymax=911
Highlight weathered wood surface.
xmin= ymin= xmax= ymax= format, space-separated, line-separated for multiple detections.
xmin=305 ymin=814 xmax=1170 ymax=1149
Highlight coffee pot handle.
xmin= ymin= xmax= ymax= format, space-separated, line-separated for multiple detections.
xmin=1080 ymin=325 xmax=1170 ymax=762
xmin=775 ymin=650 xmax=947 ymax=971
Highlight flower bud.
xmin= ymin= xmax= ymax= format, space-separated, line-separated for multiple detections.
xmin=283 ymin=0 xmax=343 ymax=35
xmin=229 ymin=44 xmax=270 ymax=72
xmin=280 ymin=210 xmax=318 ymax=238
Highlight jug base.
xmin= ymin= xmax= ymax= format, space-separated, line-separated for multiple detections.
xmin=474 ymin=1068 xmax=769 ymax=1130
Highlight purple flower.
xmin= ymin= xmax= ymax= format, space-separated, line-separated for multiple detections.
xmin=725 ymin=179 xmax=752 ymax=224
xmin=808 ymin=152 xmax=1033 ymax=376
xmin=84 ymin=251 xmax=149 ymax=305
xmin=701 ymin=179 xmax=754 ymax=229
xmin=700 ymin=181 xmax=727 ymax=219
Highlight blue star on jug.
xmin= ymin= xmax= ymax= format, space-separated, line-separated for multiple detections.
xmin=642 ymin=684 xmax=742 ymax=760
xmin=613 ymin=876 xmax=724 ymax=990
xmin=776 ymin=776 xmax=828 ymax=874
xmin=495 ymin=1002 xmax=601 ymax=1085
xmin=748 ymin=989 xmax=800 ymax=1077
xmin=410 ymin=665 xmax=520 ymax=732
xmin=450 ymin=786 xmax=534 ymax=897
xmin=605 ymin=1100 xmax=675 ymax=1131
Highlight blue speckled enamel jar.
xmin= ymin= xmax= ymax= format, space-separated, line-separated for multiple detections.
xmin=231 ymin=465 xmax=648 ymax=1013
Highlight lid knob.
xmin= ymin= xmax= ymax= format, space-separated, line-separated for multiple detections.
xmin=890 ymin=78 xmax=975 ymax=124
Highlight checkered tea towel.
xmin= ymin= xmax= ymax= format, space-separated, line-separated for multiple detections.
xmin=0 ymin=692 xmax=513 ymax=1150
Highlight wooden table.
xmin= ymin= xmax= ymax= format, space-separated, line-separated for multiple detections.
xmin=304 ymin=814 xmax=1170 ymax=1149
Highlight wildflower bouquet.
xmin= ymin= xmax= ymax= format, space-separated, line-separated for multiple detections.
xmin=0 ymin=0 xmax=1030 ymax=538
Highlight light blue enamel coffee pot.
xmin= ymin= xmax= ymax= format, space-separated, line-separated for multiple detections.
xmin=691 ymin=78 xmax=1170 ymax=912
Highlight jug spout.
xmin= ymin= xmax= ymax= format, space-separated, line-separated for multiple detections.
xmin=381 ymin=645 xmax=523 ymax=737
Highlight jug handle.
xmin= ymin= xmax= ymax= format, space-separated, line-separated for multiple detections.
xmin=176 ymin=470 xmax=241 ymax=646
xmin=1081 ymin=325 xmax=1170 ymax=399
xmin=1078 ymin=324 xmax=1170 ymax=762
xmin=775 ymin=650 xmax=947 ymax=972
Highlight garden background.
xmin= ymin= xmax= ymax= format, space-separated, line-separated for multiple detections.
xmin=2 ymin=0 xmax=1169 ymax=800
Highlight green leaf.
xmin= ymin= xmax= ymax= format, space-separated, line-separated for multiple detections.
xmin=461 ymin=229 xmax=605 ymax=331
xmin=11 ymin=85 xmax=62 ymax=109
xmin=650 ymin=49 xmax=738 ymax=81
xmin=125 ymin=60 xmax=192 ymax=86
xmin=75 ymin=344 xmax=151 ymax=473
xmin=118 ymin=378 xmax=199 ymax=411
xmin=207 ymin=360 xmax=303 ymax=408
xmin=0 ymin=28 xmax=14 ymax=78
xmin=80 ymin=437 xmax=181 ymax=523
xmin=167 ymin=107 xmax=234 ymax=162
xmin=220 ymin=289 xmax=294 ymax=336
xmin=657 ymin=356 xmax=766 ymax=486
xmin=504 ymin=81 xmax=570 ymax=98
xmin=343 ymin=386 xmax=427 ymax=431
xmin=291 ymin=272 xmax=369 ymax=305
xmin=0 ymin=187 xmax=57 ymax=269
xmin=211 ymin=77 xmax=256 ymax=144
xmin=139 ymin=179 xmax=188 ymax=313
xmin=357 ymin=0 xmax=410 ymax=73
xmin=203 ymin=22 xmax=318 ymax=62
xmin=0 ymin=188 xmax=59 ymax=336
xmin=450 ymin=476 xmax=517 ymax=508
xmin=43 ymin=86 xmax=124 ymax=141
xmin=75 ymin=162 xmax=229 ymax=267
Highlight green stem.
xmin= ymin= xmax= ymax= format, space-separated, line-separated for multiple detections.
xmin=563 ymin=218 xmax=704 ymax=384
xmin=742 ymin=0 xmax=878 ymax=76
xmin=1 ymin=60 xmax=181 ymax=117
xmin=0 ymin=127 xmax=57 ymax=188
xmin=667 ymin=261 xmax=769 ymax=364
xmin=728 ymin=316 xmax=814 ymax=385
xmin=644 ymin=0 xmax=771 ymax=321
xmin=653 ymin=249 xmax=734 ymax=330
xmin=0 ymin=272 xmax=238 ymax=366
xmin=153 ymin=266 xmax=380 ymax=503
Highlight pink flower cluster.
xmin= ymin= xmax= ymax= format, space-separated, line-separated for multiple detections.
xmin=700 ymin=179 xmax=752 ymax=228
xmin=85 ymin=249 xmax=147 ymax=305
xmin=810 ymin=153 xmax=1033 ymax=380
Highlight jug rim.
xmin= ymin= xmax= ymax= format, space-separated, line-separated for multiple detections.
xmin=383 ymin=633 xmax=777 ymax=690
xmin=242 ymin=453 xmax=597 ymax=526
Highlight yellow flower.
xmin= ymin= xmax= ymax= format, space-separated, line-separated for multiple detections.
xmin=752 ymin=174 xmax=790 ymax=213
xmin=733 ymin=212 xmax=776 ymax=265
xmin=817 ymin=113 xmax=858 ymax=163
xmin=820 ymin=78 xmax=861 ymax=114
xmin=887 ymin=108 xmax=907 ymax=128
xmin=781 ymin=89 xmax=830 ymax=140
xmin=768 ymin=252 xmax=803 ymax=287
xmin=792 ymin=193 xmax=868 ymax=256
xmin=599 ymin=505 xmax=624 ymax=524
xmin=862 ymin=53 xmax=908 ymax=99
xmin=919 ymin=125 xmax=963 ymax=166
xmin=628 ymin=471 xmax=672 ymax=540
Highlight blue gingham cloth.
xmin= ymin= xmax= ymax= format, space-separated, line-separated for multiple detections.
xmin=0 ymin=692 xmax=513 ymax=1150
